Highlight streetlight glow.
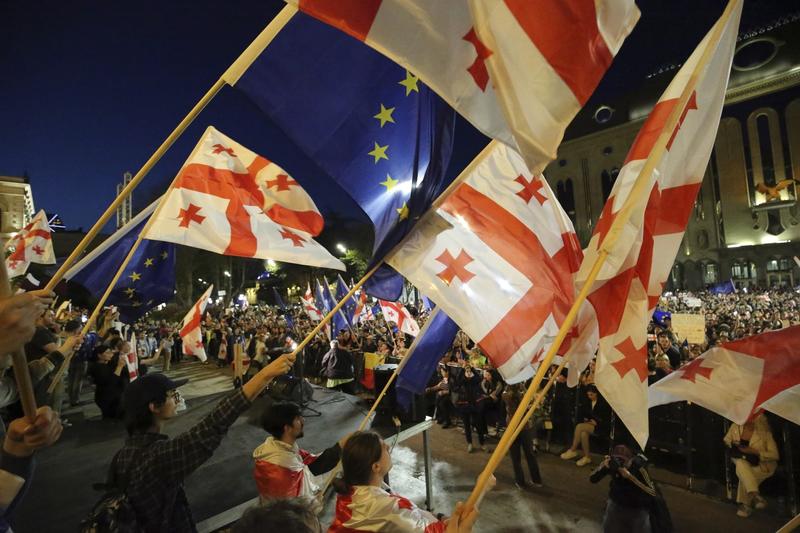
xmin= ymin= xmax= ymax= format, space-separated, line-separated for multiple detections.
xmin=223 ymin=270 xmax=231 ymax=277
xmin=336 ymin=243 xmax=347 ymax=253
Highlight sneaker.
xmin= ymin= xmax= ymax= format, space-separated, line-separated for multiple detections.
xmin=488 ymin=428 xmax=498 ymax=437
xmin=514 ymin=481 xmax=529 ymax=490
xmin=530 ymin=481 xmax=543 ymax=488
xmin=753 ymin=495 xmax=767 ymax=510
xmin=480 ymin=445 xmax=489 ymax=453
xmin=736 ymin=504 xmax=752 ymax=518
xmin=560 ymin=449 xmax=578 ymax=460
xmin=60 ymin=418 xmax=72 ymax=428
xmin=467 ymin=443 xmax=473 ymax=453
xmin=576 ymin=456 xmax=592 ymax=467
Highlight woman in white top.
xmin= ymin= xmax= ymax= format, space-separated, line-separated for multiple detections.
xmin=723 ymin=413 xmax=779 ymax=518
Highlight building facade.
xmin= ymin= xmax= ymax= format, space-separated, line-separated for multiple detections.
xmin=544 ymin=14 xmax=800 ymax=290
xmin=0 ymin=175 xmax=35 ymax=245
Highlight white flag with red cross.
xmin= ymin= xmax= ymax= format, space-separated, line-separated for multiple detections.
xmin=352 ymin=290 xmax=374 ymax=324
xmin=378 ymin=299 xmax=420 ymax=337
xmin=143 ymin=127 xmax=344 ymax=270
xmin=302 ymin=283 xmax=323 ymax=321
xmin=125 ymin=332 xmax=140 ymax=382
xmin=577 ymin=3 xmax=742 ymax=448
xmin=4 ymin=209 xmax=55 ymax=277
xmin=649 ymin=326 xmax=800 ymax=426
xmin=387 ymin=142 xmax=583 ymax=382
xmin=180 ymin=284 xmax=214 ymax=362
xmin=292 ymin=0 xmax=638 ymax=172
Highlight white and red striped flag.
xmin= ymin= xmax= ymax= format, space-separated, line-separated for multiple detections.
xmin=379 ymin=299 xmax=420 ymax=337
xmin=125 ymin=332 xmax=140 ymax=382
xmin=180 ymin=284 xmax=214 ymax=362
xmin=650 ymin=326 xmax=800 ymax=426
xmin=387 ymin=143 xmax=583 ymax=382
xmin=577 ymin=2 xmax=742 ymax=447
xmin=4 ymin=209 xmax=55 ymax=277
xmin=292 ymin=0 xmax=638 ymax=172
xmin=302 ymin=283 xmax=323 ymax=321
xmin=143 ymin=127 xmax=344 ymax=270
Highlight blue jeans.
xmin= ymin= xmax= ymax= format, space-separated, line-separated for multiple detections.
xmin=602 ymin=499 xmax=651 ymax=533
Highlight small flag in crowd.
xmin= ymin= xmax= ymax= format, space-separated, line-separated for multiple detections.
xmin=65 ymin=200 xmax=176 ymax=323
xmin=709 ymin=279 xmax=736 ymax=295
xmin=379 ymin=299 xmax=419 ymax=337
xmin=387 ymin=143 xmax=582 ymax=382
xmin=396 ymin=307 xmax=460 ymax=407
xmin=302 ymin=283 xmax=323 ymax=321
xmin=323 ymin=276 xmax=350 ymax=336
xmin=4 ymin=209 xmax=55 ymax=278
xmin=360 ymin=352 xmax=383 ymax=390
xmin=336 ymin=275 xmax=357 ymax=326
xmin=579 ymin=2 xmax=742 ymax=447
xmin=142 ymin=126 xmax=344 ymax=270
xmin=293 ymin=0 xmax=639 ymax=172
xmin=180 ymin=284 xmax=214 ymax=362
xmin=272 ymin=287 xmax=294 ymax=329
xmin=649 ymin=326 xmax=800 ymax=426
xmin=124 ymin=332 xmax=140 ymax=382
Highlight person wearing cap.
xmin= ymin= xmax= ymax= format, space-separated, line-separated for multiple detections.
xmin=108 ymin=352 xmax=295 ymax=532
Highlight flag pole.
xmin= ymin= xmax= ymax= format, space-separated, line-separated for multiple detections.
xmin=0 ymin=259 xmax=38 ymax=421
xmin=40 ymin=5 xmax=297 ymax=294
xmin=464 ymin=0 xmax=740 ymax=508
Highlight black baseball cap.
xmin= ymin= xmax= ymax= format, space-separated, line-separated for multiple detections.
xmin=123 ymin=373 xmax=188 ymax=413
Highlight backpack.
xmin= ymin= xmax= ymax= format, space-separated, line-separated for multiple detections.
xmin=80 ymin=447 xmax=146 ymax=533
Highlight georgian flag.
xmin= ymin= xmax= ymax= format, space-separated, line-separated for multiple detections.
xmin=301 ymin=283 xmax=323 ymax=321
xmin=387 ymin=142 xmax=583 ymax=382
xmin=577 ymin=3 xmax=742 ymax=447
xmin=180 ymin=284 xmax=214 ymax=362
xmin=649 ymin=326 xmax=800 ymax=426
xmin=143 ymin=127 xmax=344 ymax=270
xmin=292 ymin=0 xmax=638 ymax=172
xmin=4 ymin=209 xmax=55 ymax=277
xmin=125 ymin=332 xmax=140 ymax=382
xmin=379 ymin=299 xmax=420 ymax=337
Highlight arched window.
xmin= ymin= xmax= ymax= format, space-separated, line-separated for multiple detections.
xmin=701 ymin=261 xmax=719 ymax=284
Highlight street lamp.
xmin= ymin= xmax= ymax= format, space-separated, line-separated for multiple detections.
xmin=267 ymin=259 xmax=276 ymax=268
xmin=223 ymin=270 xmax=231 ymax=277
xmin=336 ymin=243 xmax=347 ymax=253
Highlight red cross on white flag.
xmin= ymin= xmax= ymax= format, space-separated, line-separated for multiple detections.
xmin=180 ymin=284 xmax=214 ymax=362
xmin=125 ymin=332 xmax=140 ymax=382
xmin=3 ymin=209 xmax=55 ymax=277
xmin=387 ymin=142 xmax=583 ymax=382
xmin=302 ymin=283 xmax=323 ymax=322
xmin=142 ymin=127 xmax=344 ymax=271
xmin=378 ymin=299 xmax=420 ymax=337
xmin=650 ymin=326 xmax=800 ymax=426
xmin=291 ymin=0 xmax=638 ymax=172
xmin=576 ymin=2 xmax=743 ymax=448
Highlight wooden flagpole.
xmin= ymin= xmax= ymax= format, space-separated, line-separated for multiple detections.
xmin=464 ymin=0 xmax=741 ymax=508
xmin=40 ymin=5 xmax=297 ymax=295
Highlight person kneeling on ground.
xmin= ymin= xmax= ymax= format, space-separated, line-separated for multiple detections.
xmin=107 ymin=353 xmax=294 ymax=532
xmin=253 ymin=401 xmax=348 ymax=502
xmin=589 ymin=445 xmax=658 ymax=533
xmin=329 ymin=431 xmax=478 ymax=532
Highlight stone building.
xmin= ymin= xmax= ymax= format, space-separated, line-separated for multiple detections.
xmin=544 ymin=12 xmax=800 ymax=290
xmin=0 ymin=175 xmax=35 ymax=245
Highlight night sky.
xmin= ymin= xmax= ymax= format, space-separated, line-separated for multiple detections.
xmin=0 ymin=0 xmax=791 ymax=233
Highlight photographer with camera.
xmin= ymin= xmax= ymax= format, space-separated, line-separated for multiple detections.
xmin=589 ymin=444 xmax=665 ymax=533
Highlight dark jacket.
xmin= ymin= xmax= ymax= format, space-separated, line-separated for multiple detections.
xmin=322 ymin=346 xmax=354 ymax=380
xmin=452 ymin=372 xmax=485 ymax=407
xmin=577 ymin=394 xmax=612 ymax=436
xmin=108 ymin=389 xmax=251 ymax=532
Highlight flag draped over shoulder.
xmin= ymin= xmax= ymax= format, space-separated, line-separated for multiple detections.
xmin=387 ymin=143 xmax=582 ymax=383
xmin=649 ymin=326 xmax=800 ymax=426
xmin=65 ymin=200 xmax=176 ymax=324
xmin=180 ymin=285 xmax=214 ymax=362
xmin=293 ymin=0 xmax=638 ymax=172
xmin=142 ymin=126 xmax=344 ymax=271
xmin=578 ymin=3 xmax=742 ymax=447
xmin=230 ymin=13 xmax=457 ymax=299
xmin=4 ymin=209 xmax=55 ymax=278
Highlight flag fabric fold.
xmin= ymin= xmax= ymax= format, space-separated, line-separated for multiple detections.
xmin=649 ymin=326 xmax=800 ymax=426
xmin=387 ymin=143 xmax=582 ymax=383
xmin=142 ymin=126 xmax=344 ymax=271
xmin=180 ymin=285 xmax=214 ymax=362
xmin=4 ymin=209 xmax=55 ymax=278
xmin=379 ymin=299 xmax=420 ymax=337
xmin=272 ymin=287 xmax=294 ymax=329
xmin=64 ymin=200 xmax=176 ymax=324
xmin=322 ymin=277 xmax=350 ymax=335
xmin=577 ymin=3 xmax=742 ymax=447
xmin=293 ymin=0 xmax=638 ymax=172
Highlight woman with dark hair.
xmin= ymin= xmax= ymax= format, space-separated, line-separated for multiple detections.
xmin=451 ymin=364 xmax=488 ymax=453
xmin=329 ymin=431 xmax=477 ymax=532
xmin=87 ymin=344 xmax=127 ymax=419
xmin=321 ymin=331 xmax=356 ymax=394
xmin=560 ymin=385 xmax=611 ymax=467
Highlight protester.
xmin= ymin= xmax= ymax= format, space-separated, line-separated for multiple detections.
xmin=0 ymin=292 xmax=53 ymax=355
xmin=451 ymin=364 xmax=488 ymax=453
xmin=723 ymin=413 xmax=779 ymax=518
xmin=560 ymin=385 xmax=611 ymax=467
xmin=320 ymin=331 xmax=356 ymax=394
xmin=426 ymin=365 xmax=453 ymax=428
xmin=502 ymin=382 xmax=542 ymax=490
xmin=87 ymin=344 xmax=128 ymax=419
xmin=253 ymin=401 xmax=347 ymax=501
xmin=105 ymin=352 xmax=294 ymax=531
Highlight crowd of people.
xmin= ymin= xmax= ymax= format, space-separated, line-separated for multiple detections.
xmin=0 ymin=285 xmax=796 ymax=530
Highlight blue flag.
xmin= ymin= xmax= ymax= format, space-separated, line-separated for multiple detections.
xmin=336 ymin=274 xmax=358 ymax=325
xmin=233 ymin=13 xmax=455 ymax=300
xmin=272 ymin=287 xmax=294 ymax=329
xmin=323 ymin=276 xmax=349 ymax=335
xmin=314 ymin=279 xmax=330 ymax=315
xmin=65 ymin=201 xmax=175 ymax=323
xmin=710 ymin=279 xmax=736 ymax=295
xmin=396 ymin=308 xmax=460 ymax=409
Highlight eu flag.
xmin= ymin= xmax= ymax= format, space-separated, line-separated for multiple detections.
xmin=323 ymin=276 xmax=349 ymax=335
xmin=336 ymin=274 xmax=357 ymax=325
xmin=234 ymin=13 xmax=456 ymax=298
xmin=272 ymin=287 xmax=294 ymax=329
xmin=315 ymin=278 xmax=330 ymax=315
xmin=65 ymin=201 xmax=176 ymax=323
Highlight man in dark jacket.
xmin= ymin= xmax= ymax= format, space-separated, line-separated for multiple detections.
xmin=108 ymin=353 xmax=294 ymax=532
